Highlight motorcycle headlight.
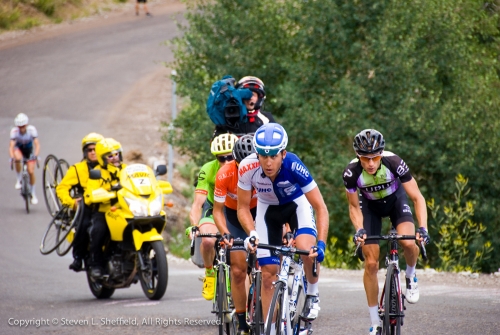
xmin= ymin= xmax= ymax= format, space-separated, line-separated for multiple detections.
xmin=149 ymin=194 xmax=163 ymax=216
xmin=124 ymin=197 xmax=148 ymax=217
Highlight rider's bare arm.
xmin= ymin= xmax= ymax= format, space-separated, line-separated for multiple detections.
xmin=213 ymin=200 xmax=229 ymax=235
xmin=237 ymin=186 xmax=254 ymax=236
xmin=402 ymin=177 xmax=428 ymax=230
xmin=33 ymin=138 xmax=40 ymax=157
xmin=189 ymin=192 xmax=207 ymax=226
xmin=304 ymin=186 xmax=329 ymax=242
xmin=346 ymin=190 xmax=364 ymax=232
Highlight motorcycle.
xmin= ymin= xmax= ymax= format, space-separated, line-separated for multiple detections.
xmin=85 ymin=163 xmax=173 ymax=300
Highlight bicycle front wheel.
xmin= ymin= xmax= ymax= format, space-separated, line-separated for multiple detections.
xmin=266 ymin=281 xmax=286 ymax=335
xmin=248 ymin=271 xmax=264 ymax=335
xmin=43 ymin=155 xmax=63 ymax=217
xmin=383 ymin=264 xmax=402 ymax=335
xmin=22 ymin=173 xmax=30 ymax=214
xmin=56 ymin=204 xmax=83 ymax=256
xmin=216 ymin=265 xmax=235 ymax=335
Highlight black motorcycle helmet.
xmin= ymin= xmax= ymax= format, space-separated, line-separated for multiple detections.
xmin=233 ymin=134 xmax=255 ymax=163
xmin=353 ymin=129 xmax=385 ymax=155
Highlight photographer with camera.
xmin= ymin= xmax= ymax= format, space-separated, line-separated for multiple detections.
xmin=212 ymin=76 xmax=275 ymax=138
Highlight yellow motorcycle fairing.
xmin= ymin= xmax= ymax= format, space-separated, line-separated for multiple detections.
xmin=104 ymin=164 xmax=169 ymax=247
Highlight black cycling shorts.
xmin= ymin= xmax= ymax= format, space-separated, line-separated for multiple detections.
xmin=137 ymin=0 xmax=147 ymax=3
xmin=225 ymin=207 xmax=256 ymax=252
xmin=360 ymin=184 xmax=414 ymax=245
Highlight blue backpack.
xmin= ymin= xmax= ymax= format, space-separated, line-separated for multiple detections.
xmin=206 ymin=75 xmax=253 ymax=126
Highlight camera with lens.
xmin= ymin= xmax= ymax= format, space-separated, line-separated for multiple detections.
xmin=224 ymin=97 xmax=241 ymax=130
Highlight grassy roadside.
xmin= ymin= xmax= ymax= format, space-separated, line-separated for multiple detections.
xmin=0 ymin=0 xmax=129 ymax=31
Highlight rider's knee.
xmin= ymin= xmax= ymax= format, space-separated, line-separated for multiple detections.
xmin=200 ymin=237 xmax=215 ymax=251
xmin=365 ymin=259 xmax=379 ymax=274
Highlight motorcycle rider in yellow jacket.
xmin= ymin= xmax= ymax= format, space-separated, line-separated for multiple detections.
xmin=56 ymin=132 xmax=104 ymax=272
xmin=84 ymin=138 xmax=127 ymax=278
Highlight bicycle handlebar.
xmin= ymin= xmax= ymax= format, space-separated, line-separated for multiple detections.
xmin=354 ymin=233 xmax=428 ymax=261
xmin=256 ymin=243 xmax=318 ymax=277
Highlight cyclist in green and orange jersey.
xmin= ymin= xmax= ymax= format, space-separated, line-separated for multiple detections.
xmin=213 ymin=135 xmax=257 ymax=335
xmin=187 ymin=133 xmax=239 ymax=300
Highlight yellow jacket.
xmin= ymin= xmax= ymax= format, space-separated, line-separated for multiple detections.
xmin=56 ymin=161 xmax=92 ymax=209
xmin=84 ymin=163 xmax=127 ymax=213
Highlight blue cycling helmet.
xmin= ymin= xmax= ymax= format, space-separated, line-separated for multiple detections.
xmin=253 ymin=123 xmax=288 ymax=156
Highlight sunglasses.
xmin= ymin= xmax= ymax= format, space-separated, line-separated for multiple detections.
xmin=217 ymin=154 xmax=234 ymax=163
xmin=107 ymin=152 xmax=120 ymax=159
xmin=86 ymin=147 xmax=96 ymax=153
xmin=358 ymin=155 xmax=382 ymax=163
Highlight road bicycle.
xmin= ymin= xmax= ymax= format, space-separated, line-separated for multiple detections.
xmin=256 ymin=242 xmax=318 ymax=335
xmin=11 ymin=157 xmax=38 ymax=214
xmin=355 ymin=228 xmax=427 ymax=335
xmin=190 ymin=228 xmax=239 ymax=335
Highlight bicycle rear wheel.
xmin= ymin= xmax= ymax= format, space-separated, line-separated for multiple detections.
xmin=40 ymin=208 xmax=66 ymax=255
xmin=382 ymin=264 xmax=403 ymax=335
xmin=43 ymin=155 xmax=63 ymax=217
xmin=56 ymin=204 xmax=83 ymax=256
xmin=266 ymin=281 xmax=286 ymax=335
xmin=248 ymin=271 xmax=264 ymax=335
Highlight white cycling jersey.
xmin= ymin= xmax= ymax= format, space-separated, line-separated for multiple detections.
xmin=10 ymin=125 xmax=38 ymax=150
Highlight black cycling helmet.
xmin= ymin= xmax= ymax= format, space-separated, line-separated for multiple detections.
xmin=353 ymin=129 xmax=385 ymax=155
xmin=233 ymin=134 xmax=255 ymax=163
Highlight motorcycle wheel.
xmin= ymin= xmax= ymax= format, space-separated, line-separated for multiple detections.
xmin=139 ymin=240 xmax=168 ymax=300
xmin=86 ymin=270 xmax=115 ymax=299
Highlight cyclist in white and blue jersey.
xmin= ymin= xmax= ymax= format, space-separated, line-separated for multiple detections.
xmin=237 ymin=123 xmax=329 ymax=324
xmin=9 ymin=113 xmax=40 ymax=204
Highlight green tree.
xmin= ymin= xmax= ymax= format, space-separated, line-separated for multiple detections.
xmin=168 ymin=0 xmax=500 ymax=271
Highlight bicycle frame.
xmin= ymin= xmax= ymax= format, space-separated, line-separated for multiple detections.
xmin=258 ymin=244 xmax=316 ymax=335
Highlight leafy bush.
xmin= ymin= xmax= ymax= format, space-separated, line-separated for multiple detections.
xmin=427 ymin=175 xmax=493 ymax=273
xmin=33 ymin=0 xmax=56 ymax=17
xmin=0 ymin=8 xmax=20 ymax=29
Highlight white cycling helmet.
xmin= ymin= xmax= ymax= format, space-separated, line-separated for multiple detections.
xmin=253 ymin=123 xmax=288 ymax=156
xmin=15 ymin=113 xmax=29 ymax=127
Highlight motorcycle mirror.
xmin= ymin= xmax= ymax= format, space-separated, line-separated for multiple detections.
xmin=89 ymin=169 xmax=102 ymax=180
xmin=155 ymin=164 xmax=167 ymax=176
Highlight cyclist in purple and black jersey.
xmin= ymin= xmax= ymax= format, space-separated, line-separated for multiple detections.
xmin=342 ymin=129 xmax=430 ymax=335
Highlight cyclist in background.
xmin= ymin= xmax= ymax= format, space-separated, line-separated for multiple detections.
xmin=56 ymin=132 xmax=104 ymax=272
xmin=84 ymin=138 xmax=127 ymax=279
xmin=213 ymin=134 xmax=257 ymax=335
xmin=237 ymin=123 xmax=329 ymax=324
xmin=342 ymin=129 xmax=430 ymax=335
xmin=212 ymin=76 xmax=275 ymax=138
xmin=187 ymin=133 xmax=239 ymax=300
xmin=9 ymin=113 xmax=40 ymax=204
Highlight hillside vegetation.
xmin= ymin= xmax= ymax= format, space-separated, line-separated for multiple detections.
xmin=169 ymin=0 xmax=500 ymax=273
xmin=0 ymin=0 xmax=127 ymax=31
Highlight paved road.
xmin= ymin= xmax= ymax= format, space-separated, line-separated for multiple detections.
xmin=0 ymin=3 xmax=499 ymax=335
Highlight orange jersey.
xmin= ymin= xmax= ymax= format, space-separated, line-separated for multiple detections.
xmin=214 ymin=161 xmax=257 ymax=210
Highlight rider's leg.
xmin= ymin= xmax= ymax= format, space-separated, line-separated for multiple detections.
xmin=296 ymin=233 xmax=320 ymax=291
xmin=27 ymin=160 xmax=36 ymax=186
xmin=261 ymin=264 xmax=279 ymax=322
xmin=396 ymin=221 xmax=419 ymax=270
xmin=230 ymin=250 xmax=249 ymax=329
xmin=13 ymin=149 xmax=23 ymax=176
xmin=199 ymin=222 xmax=217 ymax=271
xmin=363 ymin=244 xmax=380 ymax=308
